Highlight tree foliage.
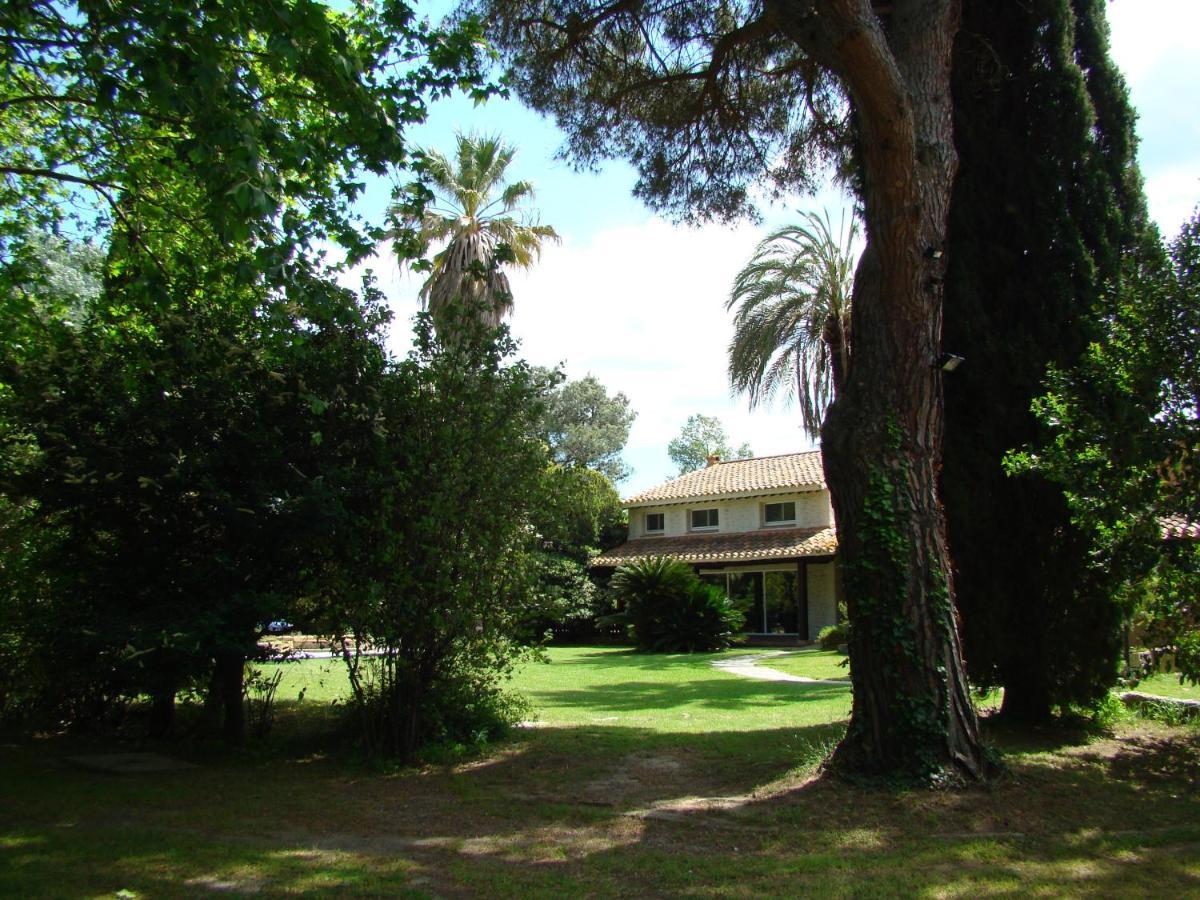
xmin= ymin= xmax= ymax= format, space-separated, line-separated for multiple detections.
xmin=390 ymin=132 xmax=559 ymax=334
xmin=0 ymin=0 xmax=503 ymax=748
xmin=667 ymin=414 xmax=752 ymax=476
xmin=942 ymin=0 xmax=1152 ymax=720
xmin=1009 ymin=209 xmax=1200 ymax=686
xmin=527 ymin=463 xmax=626 ymax=642
xmin=1 ymin=250 xmax=394 ymax=737
xmin=538 ymin=372 xmax=636 ymax=482
xmin=467 ymin=1 xmax=850 ymax=224
xmin=319 ymin=315 xmax=552 ymax=759
xmin=727 ymin=209 xmax=856 ymax=439
xmin=0 ymin=0 xmax=490 ymax=265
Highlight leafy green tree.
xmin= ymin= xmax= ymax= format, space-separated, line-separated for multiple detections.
xmin=727 ymin=210 xmax=857 ymax=439
xmin=538 ymin=373 xmax=636 ymax=482
xmin=0 ymin=0 xmax=490 ymax=269
xmin=391 ymin=132 xmax=559 ymax=334
xmin=475 ymin=0 xmax=992 ymax=779
xmin=668 ymin=414 xmax=752 ymax=476
xmin=527 ymin=463 xmax=626 ymax=641
xmin=942 ymin=0 xmax=1153 ymax=720
xmin=0 ymin=260 xmax=394 ymax=738
xmin=0 ymin=0 xmax=492 ymax=738
xmin=1010 ymin=208 xmax=1200 ymax=686
xmin=320 ymin=315 xmax=551 ymax=759
xmin=535 ymin=464 xmax=625 ymax=561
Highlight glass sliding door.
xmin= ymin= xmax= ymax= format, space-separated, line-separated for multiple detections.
xmin=728 ymin=572 xmax=764 ymax=633
xmin=763 ymin=571 xmax=799 ymax=634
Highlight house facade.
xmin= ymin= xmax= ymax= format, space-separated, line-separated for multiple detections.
xmin=592 ymin=451 xmax=839 ymax=640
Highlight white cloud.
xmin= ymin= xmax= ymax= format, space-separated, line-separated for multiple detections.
xmin=1107 ymin=0 xmax=1200 ymax=234
xmin=1107 ymin=1 xmax=1200 ymax=81
xmin=1144 ymin=168 xmax=1200 ymax=236
xmin=365 ymin=217 xmax=819 ymax=495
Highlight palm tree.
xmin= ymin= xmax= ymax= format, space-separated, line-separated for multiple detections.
xmin=726 ymin=209 xmax=858 ymax=439
xmin=392 ymin=133 xmax=559 ymax=334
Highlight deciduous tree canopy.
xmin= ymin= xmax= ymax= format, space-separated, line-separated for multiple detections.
xmin=538 ymin=372 xmax=636 ymax=482
xmin=668 ymin=414 xmax=751 ymax=476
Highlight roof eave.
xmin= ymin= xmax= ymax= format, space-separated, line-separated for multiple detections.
xmin=623 ymin=483 xmax=826 ymax=509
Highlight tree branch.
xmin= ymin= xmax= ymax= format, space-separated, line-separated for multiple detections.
xmin=0 ymin=165 xmax=120 ymax=191
xmin=0 ymin=93 xmax=93 ymax=112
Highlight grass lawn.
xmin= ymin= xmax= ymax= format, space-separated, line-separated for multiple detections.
xmin=1132 ymin=672 xmax=1200 ymax=701
xmin=2 ymin=646 xmax=1198 ymax=898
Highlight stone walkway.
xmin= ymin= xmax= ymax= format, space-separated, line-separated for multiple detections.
xmin=710 ymin=650 xmax=847 ymax=685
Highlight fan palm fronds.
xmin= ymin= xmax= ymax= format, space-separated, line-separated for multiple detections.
xmin=391 ymin=133 xmax=560 ymax=334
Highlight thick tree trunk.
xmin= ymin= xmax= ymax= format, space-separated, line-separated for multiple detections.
xmin=214 ymin=651 xmax=246 ymax=742
xmin=774 ymin=0 xmax=991 ymax=781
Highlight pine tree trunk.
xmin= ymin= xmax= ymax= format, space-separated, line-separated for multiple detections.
xmin=773 ymin=0 xmax=991 ymax=780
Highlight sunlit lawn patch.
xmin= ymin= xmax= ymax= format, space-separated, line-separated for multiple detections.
xmin=1132 ymin=672 xmax=1200 ymax=701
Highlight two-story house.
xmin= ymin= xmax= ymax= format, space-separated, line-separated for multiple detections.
xmin=592 ymin=451 xmax=839 ymax=640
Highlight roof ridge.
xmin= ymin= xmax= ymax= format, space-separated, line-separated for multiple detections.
xmin=622 ymin=450 xmax=827 ymax=506
xmin=713 ymin=449 xmax=821 ymax=465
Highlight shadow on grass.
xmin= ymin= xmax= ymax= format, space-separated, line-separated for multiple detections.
xmin=980 ymin=710 xmax=1124 ymax=755
xmin=2 ymin=714 xmax=1198 ymax=897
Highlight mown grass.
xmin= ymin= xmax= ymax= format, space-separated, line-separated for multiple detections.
xmin=3 ymin=646 xmax=1198 ymax=898
xmin=1132 ymin=672 xmax=1200 ymax=701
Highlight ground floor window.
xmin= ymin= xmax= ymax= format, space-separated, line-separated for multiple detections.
xmin=703 ymin=570 xmax=799 ymax=634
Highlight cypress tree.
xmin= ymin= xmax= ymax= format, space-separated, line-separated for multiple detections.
xmin=943 ymin=0 xmax=1150 ymax=720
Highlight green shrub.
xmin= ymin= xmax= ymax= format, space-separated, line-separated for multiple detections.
xmin=817 ymin=623 xmax=848 ymax=652
xmin=608 ymin=556 xmax=743 ymax=652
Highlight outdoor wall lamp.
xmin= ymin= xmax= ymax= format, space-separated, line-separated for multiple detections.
xmin=933 ymin=353 xmax=965 ymax=372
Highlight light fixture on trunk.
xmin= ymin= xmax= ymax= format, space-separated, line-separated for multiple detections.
xmin=933 ymin=353 xmax=965 ymax=373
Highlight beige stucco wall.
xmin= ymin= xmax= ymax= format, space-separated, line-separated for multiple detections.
xmin=806 ymin=561 xmax=837 ymax=636
xmin=631 ymin=490 xmax=833 ymax=538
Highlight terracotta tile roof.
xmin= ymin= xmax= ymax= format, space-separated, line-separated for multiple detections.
xmin=1161 ymin=514 xmax=1200 ymax=540
xmin=591 ymin=526 xmax=837 ymax=567
xmin=625 ymin=451 xmax=824 ymax=507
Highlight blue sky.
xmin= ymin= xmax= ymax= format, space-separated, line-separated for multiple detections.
xmin=355 ymin=0 xmax=1200 ymax=498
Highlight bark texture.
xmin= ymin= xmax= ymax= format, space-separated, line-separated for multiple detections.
xmin=771 ymin=0 xmax=990 ymax=781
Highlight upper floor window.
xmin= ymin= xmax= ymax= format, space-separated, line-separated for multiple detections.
xmin=763 ymin=501 xmax=797 ymax=526
xmin=645 ymin=512 xmax=665 ymax=534
xmin=690 ymin=508 xmax=719 ymax=530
